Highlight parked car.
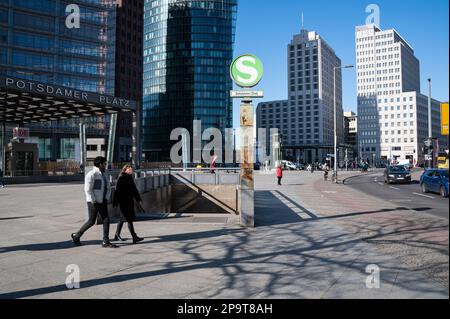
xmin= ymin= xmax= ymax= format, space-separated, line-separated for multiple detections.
xmin=359 ymin=162 xmax=369 ymax=172
xmin=420 ymin=169 xmax=449 ymax=198
xmin=281 ymin=160 xmax=298 ymax=171
xmin=296 ymin=163 xmax=306 ymax=170
xmin=384 ymin=165 xmax=412 ymax=184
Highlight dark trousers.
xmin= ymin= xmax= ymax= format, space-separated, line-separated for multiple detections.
xmin=277 ymin=177 xmax=282 ymax=185
xmin=76 ymin=202 xmax=110 ymax=242
xmin=115 ymin=221 xmax=137 ymax=238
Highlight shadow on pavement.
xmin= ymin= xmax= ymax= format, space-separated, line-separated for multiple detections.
xmin=0 ymin=240 xmax=103 ymax=254
xmin=0 ymin=216 xmax=34 ymax=221
xmin=0 ymin=188 xmax=447 ymax=299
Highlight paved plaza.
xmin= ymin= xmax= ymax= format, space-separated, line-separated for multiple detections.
xmin=0 ymin=171 xmax=448 ymax=299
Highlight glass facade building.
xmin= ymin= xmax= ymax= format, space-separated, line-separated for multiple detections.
xmin=0 ymin=0 xmax=116 ymax=93
xmin=0 ymin=0 xmax=117 ymax=161
xmin=142 ymin=0 xmax=237 ymax=161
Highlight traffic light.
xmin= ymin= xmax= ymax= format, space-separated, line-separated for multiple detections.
xmin=423 ymin=139 xmax=434 ymax=154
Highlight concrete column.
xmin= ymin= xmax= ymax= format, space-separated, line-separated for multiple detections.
xmin=240 ymin=99 xmax=255 ymax=228
xmin=107 ymin=113 xmax=118 ymax=167
xmin=132 ymin=103 xmax=142 ymax=169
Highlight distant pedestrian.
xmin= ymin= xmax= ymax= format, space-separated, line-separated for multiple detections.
xmin=323 ymin=163 xmax=329 ymax=181
xmin=0 ymin=168 xmax=4 ymax=188
xmin=112 ymin=165 xmax=144 ymax=244
xmin=276 ymin=165 xmax=283 ymax=186
xmin=71 ymin=156 xmax=118 ymax=248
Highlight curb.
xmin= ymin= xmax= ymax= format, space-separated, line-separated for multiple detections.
xmin=342 ymin=171 xmax=380 ymax=185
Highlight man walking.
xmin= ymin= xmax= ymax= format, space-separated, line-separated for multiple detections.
xmin=71 ymin=156 xmax=118 ymax=248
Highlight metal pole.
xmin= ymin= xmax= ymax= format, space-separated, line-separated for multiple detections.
xmin=345 ymin=148 xmax=348 ymax=171
xmin=334 ymin=67 xmax=338 ymax=183
xmin=427 ymin=79 xmax=433 ymax=169
xmin=428 ymin=79 xmax=433 ymax=139
xmin=79 ymin=119 xmax=86 ymax=174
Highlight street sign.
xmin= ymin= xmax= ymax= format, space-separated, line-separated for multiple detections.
xmin=230 ymin=90 xmax=264 ymax=98
xmin=230 ymin=54 xmax=264 ymax=88
xmin=13 ymin=127 xmax=29 ymax=139
xmin=441 ymin=102 xmax=449 ymax=136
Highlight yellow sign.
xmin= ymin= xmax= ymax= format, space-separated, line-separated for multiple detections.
xmin=442 ymin=102 xmax=449 ymax=136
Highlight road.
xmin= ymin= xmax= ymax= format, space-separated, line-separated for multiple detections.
xmin=344 ymin=170 xmax=449 ymax=220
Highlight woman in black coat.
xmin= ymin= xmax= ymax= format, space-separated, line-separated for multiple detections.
xmin=112 ymin=165 xmax=144 ymax=244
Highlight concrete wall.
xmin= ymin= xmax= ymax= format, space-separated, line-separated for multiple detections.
xmin=108 ymin=172 xmax=240 ymax=221
xmin=108 ymin=174 xmax=171 ymax=220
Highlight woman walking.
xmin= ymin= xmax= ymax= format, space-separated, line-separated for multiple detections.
xmin=112 ymin=165 xmax=144 ymax=244
xmin=276 ymin=164 xmax=283 ymax=186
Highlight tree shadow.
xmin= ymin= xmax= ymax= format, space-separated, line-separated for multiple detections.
xmin=0 ymin=188 xmax=448 ymax=299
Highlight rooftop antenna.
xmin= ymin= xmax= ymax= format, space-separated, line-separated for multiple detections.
xmin=301 ymin=12 xmax=304 ymax=30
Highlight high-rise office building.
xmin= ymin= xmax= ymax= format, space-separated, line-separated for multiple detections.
xmin=0 ymin=0 xmax=117 ymax=161
xmin=0 ymin=0 xmax=144 ymax=164
xmin=356 ymin=24 xmax=447 ymax=166
xmin=142 ymin=0 xmax=237 ymax=162
xmin=257 ymin=29 xmax=344 ymax=165
xmin=113 ymin=0 xmax=144 ymax=162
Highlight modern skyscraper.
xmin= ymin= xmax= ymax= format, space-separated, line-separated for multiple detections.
xmin=113 ymin=0 xmax=144 ymax=162
xmin=257 ymin=29 xmax=344 ymax=165
xmin=356 ymin=24 xmax=447 ymax=166
xmin=0 ymin=0 xmax=116 ymax=93
xmin=0 ymin=0 xmax=117 ymax=161
xmin=142 ymin=0 xmax=237 ymax=162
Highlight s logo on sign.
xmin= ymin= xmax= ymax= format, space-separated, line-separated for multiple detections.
xmin=230 ymin=54 xmax=263 ymax=88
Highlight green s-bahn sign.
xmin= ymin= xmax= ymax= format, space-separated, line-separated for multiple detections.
xmin=230 ymin=54 xmax=264 ymax=88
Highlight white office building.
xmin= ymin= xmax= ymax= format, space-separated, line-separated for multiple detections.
xmin=356 ymin=24 xmax=447 ymax=166
xmin=257 ymin=29 xmax=344 ymax=165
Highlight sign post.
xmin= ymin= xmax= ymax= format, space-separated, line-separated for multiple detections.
xmin=12 ymin=127 xmax=30 ymax=140
xmin=441 ymin=102 xmax=449 ymax=136
xmin=230 ymin=54 xmax=264 ymax=228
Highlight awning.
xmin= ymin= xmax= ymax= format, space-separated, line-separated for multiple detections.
xmin=0 ymin=75 xmax=137 ymax=124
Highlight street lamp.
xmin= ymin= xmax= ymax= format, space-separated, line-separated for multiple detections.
xmin=427 ymin=78 xmax=434 ymax=169
xmin=333 ymin=65 xmax=354 ymax=183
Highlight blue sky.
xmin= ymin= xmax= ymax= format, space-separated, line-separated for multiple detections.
xmin=232 ymin=0 xmax=449 ymax=128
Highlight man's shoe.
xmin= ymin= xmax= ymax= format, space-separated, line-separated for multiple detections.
xmin=71 ymin=233 xmax=82 ymax=247
xmin=113 ymin=235 xmax=126 ymax=242
xmin=102 ymin=242 xmax=119 ymax=248
xmin=132 ymin=236 xmax=144 ymax=244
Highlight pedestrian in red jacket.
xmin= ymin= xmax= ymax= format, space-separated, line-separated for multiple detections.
xmin=276 ymin=166 xmax=283 ymax=186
